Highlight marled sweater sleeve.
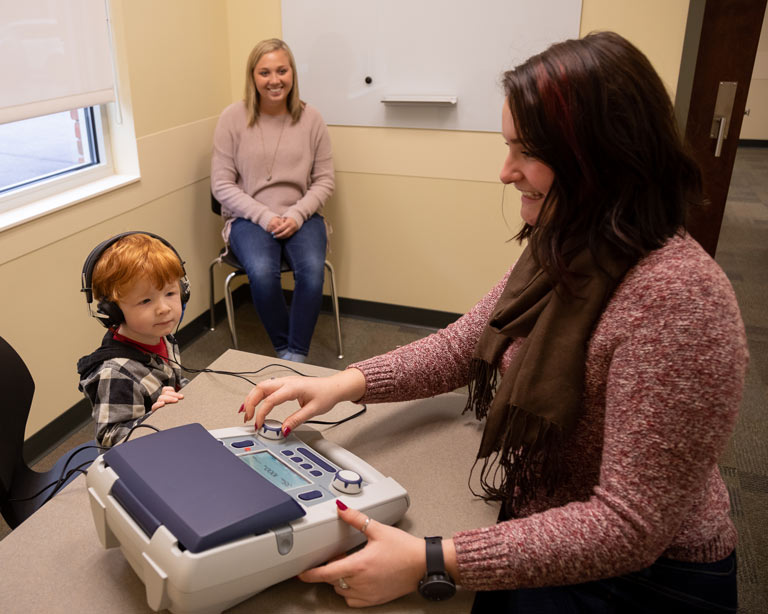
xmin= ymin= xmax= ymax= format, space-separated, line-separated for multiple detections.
xmin=351 ymin=268 xmax=512 ymax=403
xmin=453 ymin=244 xmax=748 ymax=590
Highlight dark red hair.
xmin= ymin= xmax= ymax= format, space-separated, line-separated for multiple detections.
xmin=504 ymin=31 xmax=703 ymax=284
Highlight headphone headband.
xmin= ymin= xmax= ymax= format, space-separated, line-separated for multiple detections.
xmin=81 ymin=231 xmax=190 ymax=328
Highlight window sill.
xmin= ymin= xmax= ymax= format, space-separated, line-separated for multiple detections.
xmin=0 ymin=173 xmax=140 ymax=233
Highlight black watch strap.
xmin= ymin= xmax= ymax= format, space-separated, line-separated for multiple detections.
xmin=419 ymin=536 xmax=456 ymax=601
xmin=425 ymin=536 xmax=446 ymax=575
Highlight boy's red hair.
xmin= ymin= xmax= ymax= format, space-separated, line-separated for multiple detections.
xmin=92 ymin=234 xmax=184 ymax=302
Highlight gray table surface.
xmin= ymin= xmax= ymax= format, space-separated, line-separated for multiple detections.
xmin=0 ymin=350 xmax=499 ymax=613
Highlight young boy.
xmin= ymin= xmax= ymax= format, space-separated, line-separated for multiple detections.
xmin=77 ymin=232 xmax=190 ymax=447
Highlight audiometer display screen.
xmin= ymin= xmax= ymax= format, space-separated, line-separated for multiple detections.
xmin=239 ymin=451 xmax=309 ymax=490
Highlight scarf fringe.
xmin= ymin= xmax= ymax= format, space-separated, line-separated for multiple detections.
xmin=469 ymin=405 xmax=565 ymax=517
xmin=463 ymin=357 xmax=498 ymax=420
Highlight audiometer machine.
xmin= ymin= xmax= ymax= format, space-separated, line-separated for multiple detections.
xmin=86 ymin=421 xmax=410 ymax=613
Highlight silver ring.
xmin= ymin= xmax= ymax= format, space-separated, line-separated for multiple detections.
xmin=361 ymin=516 xmax=371 ymax=534
xmin=338 ymin=577 xmax=350 ymax=590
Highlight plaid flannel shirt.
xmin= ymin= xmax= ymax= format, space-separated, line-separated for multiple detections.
xmin=78 ymin=333 xmax=188 ymax=447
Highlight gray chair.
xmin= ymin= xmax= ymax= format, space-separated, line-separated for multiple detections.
xmin=208 ymin=194 xmax=343 ymax=358
xmin=0 ymin=335 xmax=100 ymax=529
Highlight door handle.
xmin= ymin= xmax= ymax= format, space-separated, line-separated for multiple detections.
xmin=710 ymin=81 xmax=737 ymax=158
xmin=714 ymin=116 xmax=727 ymax=158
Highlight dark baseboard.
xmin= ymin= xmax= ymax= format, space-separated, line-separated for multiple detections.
xmin=230 ymin=284 xmax=461 ymax=329
xmin=23 ymin=398 xmax=93 ymax=466
xmin=333 ymin=297 xmax=460 ymax=329
xmin=25 ymin=291 xmax=460 ymax=462
xmin=738 ymin=139 xmax=768 ymax=148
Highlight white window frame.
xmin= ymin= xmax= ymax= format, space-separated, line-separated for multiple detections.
xmin=0 ymin=105 xmax=113 ymax=213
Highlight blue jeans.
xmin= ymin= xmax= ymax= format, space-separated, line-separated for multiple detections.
xmin=228 ymin=214 xmax=327 ymax=356
xmin=471 ymin=550 xmax=737 ymax=613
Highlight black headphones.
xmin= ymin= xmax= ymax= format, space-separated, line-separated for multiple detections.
xmin=81 ymin=231 xmax=191 ymax=329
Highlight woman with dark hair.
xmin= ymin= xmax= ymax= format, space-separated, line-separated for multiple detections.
xmin=212 ymin=38 xmax=334 ymax=363
xmin=240 ymin=32 xmax=747 ymax=612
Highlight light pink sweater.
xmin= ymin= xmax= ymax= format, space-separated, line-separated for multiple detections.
xmin=211 ymin=101 xmax=334 ymax=240
xmin=352 ymin=233 xmax=748 ymax=590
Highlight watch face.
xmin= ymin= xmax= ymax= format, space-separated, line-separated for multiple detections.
xmin=419 ymin=576 xmax=457 ymax=601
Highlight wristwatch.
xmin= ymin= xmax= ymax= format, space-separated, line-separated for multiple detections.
xmin=418 ymin=536 xmax=456 ymax=601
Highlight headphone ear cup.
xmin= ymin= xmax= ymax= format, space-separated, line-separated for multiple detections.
xmin=96 ymin=299 xmax=124 ymax=328
xmin=180 ymin=276 xmax=191 ymax=305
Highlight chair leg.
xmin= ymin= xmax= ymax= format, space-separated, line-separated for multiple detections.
xmin=208 ymin=258 xmax=219 ymax=331
xmin=224 ymin=271 xmax=240 ymax=350
xmin=324 ymin=260 xmax=344 ymax=359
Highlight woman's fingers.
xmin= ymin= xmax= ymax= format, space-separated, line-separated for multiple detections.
xmin=335 ymin=500 xmax=378 ymax=535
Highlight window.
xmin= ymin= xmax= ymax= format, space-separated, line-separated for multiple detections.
xmin=0 ymin=105 xmax=111 ymax=215
xmin=0 ymin=106 xmax=104 ymax=192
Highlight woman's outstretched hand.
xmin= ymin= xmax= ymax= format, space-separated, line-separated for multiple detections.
xmin=298 ymin=501 xmax=426 ymax=607
xmin=241 ymin=368 xmax=367 ymax=434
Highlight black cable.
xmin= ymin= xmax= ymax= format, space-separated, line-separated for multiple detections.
xmin=162 ymin=355 xmax=367 ymax=427
xmin=306 ymin=405 xmax=367 ymax=426
xmin=165 ymin=354 xmax=315 ymax=386
xmin=122 ymin=422 xmax=161 ymax=442
xmin=8 ymin=457 xmax=101 ymax=504
xmin=8 ymin=423 xmax=163 ymax=505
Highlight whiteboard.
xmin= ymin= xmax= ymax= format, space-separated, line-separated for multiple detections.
xmin=282 ymin=0 xmax=582 ymax=132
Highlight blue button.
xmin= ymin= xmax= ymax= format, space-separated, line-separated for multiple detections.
xmin=231 ymin=440 xmax=254 ymax=448
xmin=281 ymin=450 xmax=294 ymax=456
xmin=297 ymin=447 xmax=335 ymax=472
xmin=310 ymin=470 xmax=322 ymax=477
xmin=291 ymin=456 xmax=303 ymax=463
xmin=298 ymin=490 xmax=323 ymax=501
xmin=301 ymin=463 xmax=312 ymax=470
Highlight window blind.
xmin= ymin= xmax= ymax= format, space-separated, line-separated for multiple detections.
xmin=0 ymin=0 xmax=115 ymax=125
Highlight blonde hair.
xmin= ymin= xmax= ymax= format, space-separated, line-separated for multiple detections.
xmin=92 ymin=234 xmax=184 ymax=302
xmin=244 ymin=38 xmax=303 ymax=127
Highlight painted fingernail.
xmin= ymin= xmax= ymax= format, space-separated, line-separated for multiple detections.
xmin=238 ymin=404 xmax=244 ymax=413
xmin=283 ymin=426 xmax=292 ymax=437
xmin=335 ymin=499 xmax=348 ymax=511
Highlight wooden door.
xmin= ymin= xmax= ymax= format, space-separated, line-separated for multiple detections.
xmin=683 ymin=0 xmax=767 ymax=257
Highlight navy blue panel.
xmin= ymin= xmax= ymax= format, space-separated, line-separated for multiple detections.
xmin=103 ymin=423 xmax=306 ymax=553
xmin=111 ymin=478 xmax=161 ymax=538
xmin=296 ymin=447 xmax=336 ymax=472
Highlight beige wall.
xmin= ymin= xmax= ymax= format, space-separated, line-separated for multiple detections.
xmin=1 ymin=0 xmax=691 ymax=440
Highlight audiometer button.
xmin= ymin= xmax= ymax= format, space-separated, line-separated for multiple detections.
xmin=332 ymin=470 xmax=363 ymax=495
xmin=300 ymin=463 xmax=312 ymax=470
xmin=310 ymin=470 xmax=322 ymax=477
xmin=231 ymin=440 xmax=254 ymax=448
xmin=296 ymin=447 xmax=335 ymax=472
xmin=281 ymin=450 xmax=294 ymax=456
xmin=298 ymin=490 xmax=323 ymax=501
xmin=258 ymin=419 xmax=284 ymax=441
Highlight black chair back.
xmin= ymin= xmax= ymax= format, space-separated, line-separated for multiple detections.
xmin=0 ymin=335 xmax=100 ymax=529
xmin=211 ymin=192 xmax=223 ymax=216
xmin=0 ymin=336 xmax=35 ymax=510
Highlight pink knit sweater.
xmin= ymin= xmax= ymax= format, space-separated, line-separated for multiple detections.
xmin=352 ymin=233 xmax=748 ymax=590
xmin=211 ymin=101 xmax=334 ymax=240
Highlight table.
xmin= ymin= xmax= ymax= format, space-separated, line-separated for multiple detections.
xmin=0 ymin=351 xmax=500 ymax=613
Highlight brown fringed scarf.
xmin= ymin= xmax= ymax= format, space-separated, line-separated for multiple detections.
xmin=464 ymin=243 xmax=632 ymax=518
